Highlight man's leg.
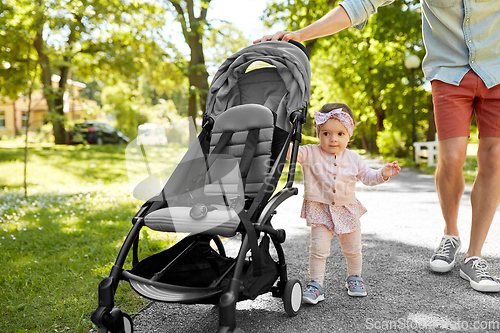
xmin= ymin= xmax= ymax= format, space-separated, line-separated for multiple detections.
xmin=429 ymin=137 xmax=468 ymax=272
xmin=460 ymin=140 xmax=500 ymax=292
xmin=435 ymin=137 xmax=469 ymax=236
xmin=468 ymin=137 xmax=500 ymax=257
xmin=430 ymin=71 xmax=500 ymax=290
xmin=458 ymin=70 xmax=500 ymax=291
xmin=430 ymin=73 xmax=475 ymax=238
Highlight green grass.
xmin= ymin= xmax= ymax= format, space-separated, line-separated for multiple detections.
xmin=0 ymin=143 xmax=187 ymax=333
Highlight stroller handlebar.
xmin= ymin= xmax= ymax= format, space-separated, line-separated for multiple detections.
xmin=287 ymin=40 xmax=310 ymax=60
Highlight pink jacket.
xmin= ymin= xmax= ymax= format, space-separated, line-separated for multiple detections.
xmin=287 ymin=144 xmax=386 ymax=206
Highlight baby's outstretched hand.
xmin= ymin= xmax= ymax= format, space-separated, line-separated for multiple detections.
xmin=382 ymin=161 xmax=401 ymax=180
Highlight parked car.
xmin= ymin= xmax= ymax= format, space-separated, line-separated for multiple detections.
xmin=68 ymin=121 xmax=129 ymax=145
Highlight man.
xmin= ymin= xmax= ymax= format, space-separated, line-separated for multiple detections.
xmin=254 ymin=0 xmax=500 ymax=292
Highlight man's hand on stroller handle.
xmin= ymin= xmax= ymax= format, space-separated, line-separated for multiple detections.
xmin=253 ymin=31 xmax=301 ymax=44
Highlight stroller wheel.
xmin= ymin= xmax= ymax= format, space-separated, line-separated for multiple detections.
xmin=282 ymin=279 xmax=302 ymax=317
xmin=106 ymin=309 xmax=133 ymax=333
xmin=121 ymin=312 xmax=133 ymax=333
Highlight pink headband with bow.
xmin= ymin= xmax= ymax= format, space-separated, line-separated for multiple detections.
xmin=314 ymin=108 xmax=354 ymax=137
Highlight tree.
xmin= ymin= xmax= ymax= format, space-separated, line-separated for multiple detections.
xmin=100 ymin=82 xmax=147 ymax=139
xmin=263 ymin=0 xmax=338 ymax=56
xmin=204 ymin=22 xmax=249 ymax=78
xmin=166 ymin=0 xmax=211 ymax=133
xmin=0 ymin=0 xmax=37 ymax=102
xmin=2 ymin=0 xmax=257 ymax=144
xmin=2 ymin=0 xmax=169 ymax=144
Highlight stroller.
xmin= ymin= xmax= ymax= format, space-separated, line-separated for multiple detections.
xmin=91 ymin=40 xmax=311 ymax=333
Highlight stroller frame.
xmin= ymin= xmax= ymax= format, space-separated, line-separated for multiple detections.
xmin=91 ymin=41 xmax=310 ymax=333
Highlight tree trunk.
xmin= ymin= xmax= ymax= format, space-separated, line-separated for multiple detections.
xmin=187 ymin=31 xmax=209 ymax=129
xmin=373 ymin=108 xmax=385 ymax=153
xmin=171 ymin=0 xmax=210 ymax=136
xmin=427 ymin=97 xmax=437 ymax=141
xmin=187 ymin=87 xmax=198 ymax=140
xmin=33 ymin=11 xmax=67 ymax=144
xmin=361 ymin=131 xmax=368 ymax=151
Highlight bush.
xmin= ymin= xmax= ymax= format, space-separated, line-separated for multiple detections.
xmin=33 ymin=123 xmax=54 ymax=143
xmin=301 ymin=134 xmax=319 ymax=145
xmin=376 ymin=130 xmax=409 ymax=158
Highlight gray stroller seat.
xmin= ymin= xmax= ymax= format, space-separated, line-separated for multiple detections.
xmin=144 ymin=104 xmax=275 ymax=237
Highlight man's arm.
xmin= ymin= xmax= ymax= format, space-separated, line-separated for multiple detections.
xmin=254 ymin=6 xmax=351 ymax=43
xmin=253 ymin=0 xmax=395 ymax=44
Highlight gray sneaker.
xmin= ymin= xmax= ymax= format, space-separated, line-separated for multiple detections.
xmin=460 ymin=257 xmax=500 ymax=292
xmin=429 ymin=236 xmax=461 ymax=272
xmin=302 ymin=281 xmax=324 ymax=304
xmin=345 ymin=275 xmax=367 ymax=297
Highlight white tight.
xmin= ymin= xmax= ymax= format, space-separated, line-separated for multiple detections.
xmin=309 ymin=225 xmax=362 ymax=287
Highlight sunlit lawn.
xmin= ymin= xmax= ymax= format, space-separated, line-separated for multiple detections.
xmin=0 ymin=143 xmax=187 ymax=332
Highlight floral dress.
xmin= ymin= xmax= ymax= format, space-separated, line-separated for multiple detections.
xmin=300 ymin=198 xmax=367 ymax=235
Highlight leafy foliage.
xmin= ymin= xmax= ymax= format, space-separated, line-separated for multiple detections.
xmin=2 ymin=0 xmax=252 ymax=143
xmin=205 ymin=22 xmax=250 ymax=78
xmin=264 ymin=0 xmax=431 ymax=153
xmin=1 ymin=0 xmax=186 ymax=142
xmin=0 ymin=0 xmax=37 ymax=100
xmin=100 ymin=82 xmax=148 ymax=138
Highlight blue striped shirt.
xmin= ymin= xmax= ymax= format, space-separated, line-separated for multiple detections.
xmin=339 ymin=0 xmax=500 ymax=88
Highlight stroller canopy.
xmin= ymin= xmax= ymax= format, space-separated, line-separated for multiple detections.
xmin=205 ymin=41 xmax=311 ymax=132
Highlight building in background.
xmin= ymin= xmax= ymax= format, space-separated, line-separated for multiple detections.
xmin=0 ymin=75 xmax=98 ymax=138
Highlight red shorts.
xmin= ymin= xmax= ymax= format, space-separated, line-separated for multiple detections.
xmin=431 ymin=70 xmax=500 ymax=140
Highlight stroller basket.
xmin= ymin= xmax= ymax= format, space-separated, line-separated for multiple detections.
xmin=125 ymin=234 xmax=279 ymax=304
xmin=125 ymin=272 xmax=223 ymax=303
xmin=91 ymin=40 xmax=310 ymax=333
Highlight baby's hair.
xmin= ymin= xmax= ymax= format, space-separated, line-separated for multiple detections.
xmin=317 ymin=103 xmax=355 ymax=122
xmin=316 ymin=103 xmax=356 ymax=138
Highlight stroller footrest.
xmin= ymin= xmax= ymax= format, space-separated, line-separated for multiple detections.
xmin=123 ymin=270 xmax=223 ymax=303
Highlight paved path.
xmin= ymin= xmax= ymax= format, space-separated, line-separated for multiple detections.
xmin=132 ymin=161 xmax=500 ymax=332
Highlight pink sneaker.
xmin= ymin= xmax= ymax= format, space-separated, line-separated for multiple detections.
xmin=345 ymin=275 xmax=367 ymax=297
xmin=302 ymin=281 xmax=324 ymax=304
